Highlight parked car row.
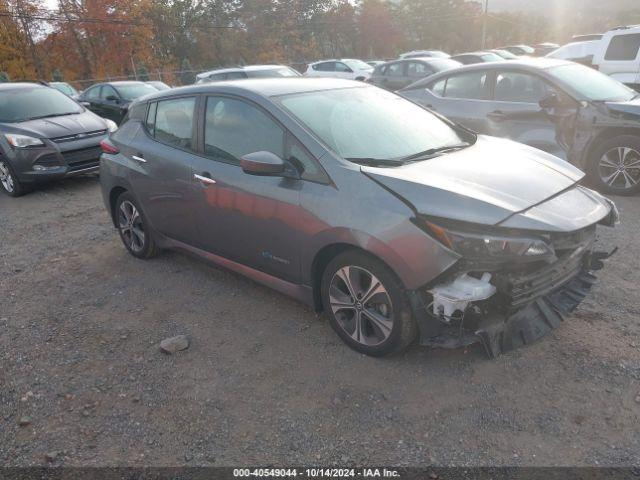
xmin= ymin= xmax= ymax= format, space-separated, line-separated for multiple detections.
xmin=0 ymin=56 xmax=625 ymax=359
xmin=400 ymin=58 xmax=640 ymax=195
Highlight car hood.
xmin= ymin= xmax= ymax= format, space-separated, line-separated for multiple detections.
xmin=362 ymin=135 xmax=609 ymax=231
xmin=604 ymin=97 xmax=640 ymax=118
xmin=9 ymin=110 xmax=107 ymax=139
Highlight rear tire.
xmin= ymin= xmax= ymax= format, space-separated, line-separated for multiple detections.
xmin=115 ymin=192 xmax=159 ymax=259
xmin=320 ymin=250 xmax=417 ymax=357
xmin=0 ymin=159 xmax=27 ymax=197
xmin=587 ymin=135 xmax=640 ymax=195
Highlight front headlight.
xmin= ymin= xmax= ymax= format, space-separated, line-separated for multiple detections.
xmin=424 ymin=220 xmax=555 ymax=261
xmin=104 ymin=119 xmax=118 ymax=133
xmin=5 ymin=133 xmax=45 ymax=148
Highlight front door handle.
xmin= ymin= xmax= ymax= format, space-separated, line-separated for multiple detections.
xmin=194 ymin=173 xmax=216 ymax=186
xmin=132 ymin=154 xmax=146 ymax=163
xmin=487 ymin=110 xmax=507 ymax=121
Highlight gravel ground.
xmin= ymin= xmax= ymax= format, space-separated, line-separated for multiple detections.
xmin=1 ymin=176 xmax=639 ymax=467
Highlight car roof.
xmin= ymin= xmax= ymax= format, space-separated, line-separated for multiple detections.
xmin=133 ymin=78 xmax=367 ymax=101
xmin=309 ymin=59 xmax=363 ymax=64
xmin=198 ymin=64 xmax=291 ymax=76
xmin=452 ymin=51 xmax=495 ymax=57
xmin=0 ymin=82 xmax=47 ymax=90
xmin=401 ymin=57 xmax=573 ymax=90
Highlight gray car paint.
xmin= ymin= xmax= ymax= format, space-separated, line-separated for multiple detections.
xmin=400 ymin=58 xmax=640 ymax=173
xmin=99 ymin=78 xmax=613 ymax=309
xmin=0 ymin=104 xmax=108 ymax=184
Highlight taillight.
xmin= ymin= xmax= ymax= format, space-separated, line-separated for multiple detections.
xmin=100 ymin=139 xmax=119 ymax=154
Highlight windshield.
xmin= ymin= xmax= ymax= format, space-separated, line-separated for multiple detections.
xmin=249 ymin=68 xmax=301 ymax=78
xmin=548 ymin=63 xmax=636 ymax=102
xmin=51 ymin=83 xmax=77 ymax=96
xmin=0 ymin=87 xmax=83 ymax=123
xmin=519 ymin=45 xmax=535 ymax=54
xmin=116 ymin=83 xmax=157 ymax=101
xmin=344 ymin=59 xmax=374 ymax=71
xmin=278 ymin=87 xmax=469 ymax=163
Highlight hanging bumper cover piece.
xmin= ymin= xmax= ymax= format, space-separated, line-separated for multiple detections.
xmin=409 ymin=244 xmax=616 ymax=358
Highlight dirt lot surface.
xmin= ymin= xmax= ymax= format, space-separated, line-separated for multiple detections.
xmin=1 ymin=176 xmax=639 ymax=467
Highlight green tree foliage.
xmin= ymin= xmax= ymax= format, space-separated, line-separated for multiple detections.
xmin=180 ymin=58 xmax=195 ymax=85
xmin=52 ymin=68 xmax=64 ymax=81
xmin=0 ymin=71 xmax=10 ymax=82
xmin=137 ymin=63 xmax=150 ymax=81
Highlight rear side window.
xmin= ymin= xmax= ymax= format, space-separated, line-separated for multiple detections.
xmin=605 ymin=33 xmax=640 ymax=61
xmin=204 ymin=96 xmax=284 ymax=165
xmin=150 ymin=97 xmax=196 ymax=150
xmin=433 ymin=72 xmax=488 ymax=100
xmin=384 ymin=63 xmax=404 ymax=77
xmin=406 ymin=62 xmax=430 ymax=77
xmin=313 ymin=62 xmax=335 ymax=72
xmin=226 ymin=71 xmax=248 ymax=80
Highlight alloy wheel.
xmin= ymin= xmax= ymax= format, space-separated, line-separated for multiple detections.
xmin=329 ymin=266 xmax=394 ymax=346
xmin=598 ymin=146 xmax=640 ymax=190
xmin=0 ymin=161 xmax=15 ymax=193
xmin=118 ymin=200 xmax=145 ymax=253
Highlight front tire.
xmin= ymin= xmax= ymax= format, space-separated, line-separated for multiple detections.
xmin=115 ymin=192 xmax=159 ymax=259
xmin=587 ymin=135 xmax=640 ymax=195
xmin=321 ymin=250 xmax=418 ymax=357
xmin=0 ymin=159 xmax=26 ymax=197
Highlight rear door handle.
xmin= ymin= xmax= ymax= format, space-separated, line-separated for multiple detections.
xmin=194 ymin=173 xmax=216 ymax=186
xmin=132 ymin=154 xmax=146 ymax=163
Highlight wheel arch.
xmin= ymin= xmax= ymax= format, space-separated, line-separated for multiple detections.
xmin=581 ymin=126 xmax=640 ymax=167
xmin=109 ymin=186 xmax=128 ymax=227
xmin=310 ymin=243 xmax=404 ymax=312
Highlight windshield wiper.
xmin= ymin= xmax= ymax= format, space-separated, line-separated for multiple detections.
xmin=25 ymin=112 xmax=79 ymax=121
xmin=401 ymin=142 xmax=470 ymax=162
xmin=345 ymin=157 xmax=405 ymax=167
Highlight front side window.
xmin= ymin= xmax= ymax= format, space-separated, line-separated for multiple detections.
xmin=84 ymin=86 xmax=101 ymax=100
xmin=204 ymin=96 xmax=284 ymax=165
xmin=101 ymin=85 xmax=118 ymax=100
xmin=605 ymin=33 xmax=640 ymax=61
xmin=278 ymin=86 xmax=468 ymax=163
xmin=225 ymin=71 xmax=248 ymax=80
xmin=407 ymin=62 xmax=429 ymax=77
xmin=0 ymin=86 xmax=83 ymax=123
xmin=494 ymin=72 xmax=554 ymax=103
xmin=152 ymin=97 xmax=196 ymax=150
xmin=335 ymin=62 xmax=352 ymax=73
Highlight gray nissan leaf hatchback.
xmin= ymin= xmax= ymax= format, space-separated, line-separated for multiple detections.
xmin=99 ymin=78 xmax=618 ymax=357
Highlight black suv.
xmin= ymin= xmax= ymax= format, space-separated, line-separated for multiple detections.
xmin=0 ymin=82 xmax=116 ymax=197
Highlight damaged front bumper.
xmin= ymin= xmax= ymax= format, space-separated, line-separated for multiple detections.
xmin=408 ymin=239 xmax=616 ymax=358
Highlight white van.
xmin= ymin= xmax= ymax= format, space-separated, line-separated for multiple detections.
xmin=592 ymin=25 xmax=640 ymax=89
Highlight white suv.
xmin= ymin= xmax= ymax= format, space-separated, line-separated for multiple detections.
xmin=591 ymin=25 xmax=640 ymax=89
xmin=304 ymin=59 xmax=373 ymax=81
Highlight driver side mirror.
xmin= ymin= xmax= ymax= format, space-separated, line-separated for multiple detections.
xmin=240 ymin=151 xmax=286 ymax=176
xmin=539 ymin=93 xmax=560 ymax=109
xmin=80 ymin=101 xmax=91 ymax=107
xmin=105 ymin=95 xmax=120 ymax=103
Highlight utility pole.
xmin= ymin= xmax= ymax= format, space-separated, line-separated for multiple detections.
xmin=481 ymin=0 xmax=489 ymax=49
